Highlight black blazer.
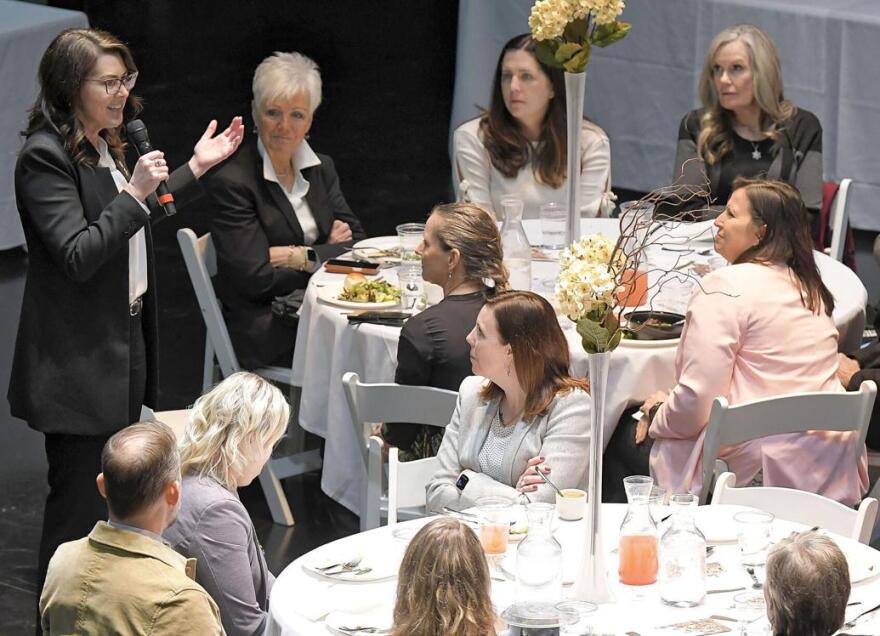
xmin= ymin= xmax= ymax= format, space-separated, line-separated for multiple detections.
xmin=205 ymin=142 xmax=366 ymax=368
xmin=8 ymin=126 xmax=202 ymax=435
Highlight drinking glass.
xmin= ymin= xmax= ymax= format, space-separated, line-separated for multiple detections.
xmin=395 ymin=222 xmax=424 ymax=263
xmin=396 ymin=223 xmax=425 ymax=310
xmin=539 ymin=203 xmax=567 ymax=251
xmin=556 ymin=600 xmax=597 ymax=635
xmin=734 ymin=510 xmax=774 ymax=566
xmin=733 ymin=591 xmax=771 ymax=635
xmin=476 ymin=496 xmax=513 ymax=555
xmin=648 ymin=486 xmax=668 ymax=525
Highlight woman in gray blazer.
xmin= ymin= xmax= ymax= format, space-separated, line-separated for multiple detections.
xmin=427 ymin=291 xmax=591 ymax=512
xmin=164 ymin=372 xmax=289 ymax=636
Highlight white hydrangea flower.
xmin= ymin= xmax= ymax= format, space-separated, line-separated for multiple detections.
xmin=554 ymin=234 xmax=624 ymax=321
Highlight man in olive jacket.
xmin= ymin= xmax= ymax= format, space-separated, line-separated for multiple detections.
xmin=40 ymin=421 xmax=224 ymax=635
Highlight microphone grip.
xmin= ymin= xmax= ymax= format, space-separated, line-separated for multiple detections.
xmin=155 ymin=184 xmax=177 ymax=216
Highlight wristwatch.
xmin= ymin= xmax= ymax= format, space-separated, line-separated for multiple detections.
xmin=455 ymin=473 xmax=469 ymax=491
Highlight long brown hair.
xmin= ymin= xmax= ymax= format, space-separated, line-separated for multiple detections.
xmin=392 ymin=518 xmax=496 ymax=636
xmin=479 ymin=33 xmax=567 ymax=188
xmin=480 ymin=291 xmax=589 ymax=419
xmin=24 ymin=28 xmax=142 ymax=167
xmin=731 ymin=177 xmax=834 ymax=316
xmin=430 ymin=202 xmax=509 ymax=295
xmin=696 ymin=24 xmax=796 ymax=164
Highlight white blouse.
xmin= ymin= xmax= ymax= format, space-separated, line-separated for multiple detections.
xmin=452 ymin=116 xmax=612 ymax=219
xmin=257 ymin=137 xmax=321 ymax=245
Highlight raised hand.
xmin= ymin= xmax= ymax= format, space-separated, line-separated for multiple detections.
xmin=188 ymin=116 xmax=244 ymax=178
xmin=516 ymin=455 xmax=550 ymax=493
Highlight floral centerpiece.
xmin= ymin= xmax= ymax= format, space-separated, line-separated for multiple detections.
xmin=555 ymin=234 xmax=624 ymax=352
xmin=529 ymin=0 xmax=630 ymax=73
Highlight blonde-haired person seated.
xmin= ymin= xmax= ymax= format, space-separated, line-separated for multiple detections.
xmin=426 ymin=290 xmax=591 ymax=511
xmin=765 ymin=530 xmax=850 ymax=636
xmin=164 ymin=372 xmax=289 ymax=636
xmin=392 ymin=518 xmax=497 ymax=636
xmin=383 ymin=202 xmax=509 ymax=460
xmin=669 ymin=24 xmax=822 ymax=232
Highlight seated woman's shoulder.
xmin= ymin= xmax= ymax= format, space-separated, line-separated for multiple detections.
xmin=457 ymin=374 xmax=490 ymax=396
xmin=454 ymin=117 xmax=483 ymax=142
xmin=699 ymin=261 xmax=777 ymax=295
xmin=580 ymin=118 xmax=609 ymax=145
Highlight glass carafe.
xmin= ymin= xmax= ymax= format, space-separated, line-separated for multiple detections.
xmin=619 ymin=476 xmax=658 ymax=592
xmin=500 ymin=197 xmax=532 ymax=291
xmin=516 ymin=502 xmax=562 ymax=603
xmin=659 ymin=493 xmax=706 ymax=607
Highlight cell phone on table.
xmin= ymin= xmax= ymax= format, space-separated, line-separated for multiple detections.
xmin=323 ymin=258 xmax=380 ymax=275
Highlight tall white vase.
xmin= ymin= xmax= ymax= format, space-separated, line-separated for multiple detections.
xmin=572 ymin=349 xmax=616 ymax=603
xmin=564 ymin=71 xmax=586 ymax=246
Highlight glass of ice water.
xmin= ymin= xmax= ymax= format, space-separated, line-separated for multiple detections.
xmin=539 ymin=203 xmax=567 ymax=251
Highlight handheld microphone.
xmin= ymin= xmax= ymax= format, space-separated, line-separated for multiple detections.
xmin=125 ymin=119 xmax=177 ymax=217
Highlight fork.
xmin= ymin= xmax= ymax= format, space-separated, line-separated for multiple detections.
xmin=337 ymin=626 xmax=391 ymax=634
xmin=317 ymin=557 xmax=361 ymax=572
xmin=326 ymin=567 xmax=373 ymax=577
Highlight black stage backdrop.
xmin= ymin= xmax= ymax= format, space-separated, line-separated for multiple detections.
xmin=49 ymin=0 xmax=459 ymax=407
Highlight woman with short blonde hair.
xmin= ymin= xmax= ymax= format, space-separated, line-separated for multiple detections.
xmin=166 ymin=372 xmax=289 ymax=636
xmin=670 ymin=24 xmax=823 ymax=233
xmin=392 ymin=518 xmax=497 ymax=636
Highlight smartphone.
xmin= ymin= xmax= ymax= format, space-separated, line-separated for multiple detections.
xmin=323 ymin=258 xmax=380 ymax=275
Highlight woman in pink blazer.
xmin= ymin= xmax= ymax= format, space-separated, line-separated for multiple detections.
xmin=639 ymin=178 xmax=868 ymax=505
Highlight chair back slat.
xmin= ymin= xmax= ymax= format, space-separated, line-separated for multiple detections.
xmin=177 ymin=229 xmax=241 ymax=378
xmin=700 ymin=381 xmax=877 ymax=503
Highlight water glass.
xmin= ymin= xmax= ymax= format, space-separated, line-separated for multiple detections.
xmin=733 ymin=591 xmax=771 ymax=635
xmin=476 ymin=496 xmax=513 ymax=555
xmin=734 ymin=510 xmax=774 ymax=566
xmin=556 ymin=600 xmax=597 ymax=635
xmin=396 ymin=222 xmax=425 ymax=263
xmin=539 ymin=203 xmax=567 ymax=250
xmin=648 ymin=486 xmax=668 ymax=525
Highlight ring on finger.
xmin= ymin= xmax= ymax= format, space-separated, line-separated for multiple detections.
xmin=154 ymin=159 xmax=162 ymax=167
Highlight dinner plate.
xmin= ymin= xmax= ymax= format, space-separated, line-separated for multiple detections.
xmin=618 ymin=336 xmax=680 ymax=349
xmin=352 ymin=236 xmax=401 ymax=265
xmin=325 ymin=608 xmax=393 ymax=635
xmin=317 ymin=283 xmax=400 ymax=310
xmin=302 ymin=545 xmax=399 ymax=583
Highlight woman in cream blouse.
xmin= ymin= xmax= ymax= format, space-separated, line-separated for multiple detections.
xmin=453 ymin=33 xmax=612 ymax=220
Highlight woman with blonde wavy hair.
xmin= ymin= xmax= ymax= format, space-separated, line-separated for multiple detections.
xmin=384 ymin=202 xmax=509 ymax=460
xmin=392 ymin=518 xmax=497 ymax=636
xmin=164 ymin=372 xmax=289 ymax=636
xmin=669 ymin=24 xmax=823 ymax=236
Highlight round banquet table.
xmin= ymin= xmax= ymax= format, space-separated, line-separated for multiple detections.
xmin=265 ymin=503 xmax=880 ymax=636
xmin=291 ymin=218 xmax=867 ymax=515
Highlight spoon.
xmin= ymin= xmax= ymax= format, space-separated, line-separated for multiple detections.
xmin=536 ymin=464 xmax=565 ymax=497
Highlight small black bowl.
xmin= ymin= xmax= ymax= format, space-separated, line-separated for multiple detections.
xmin=623 ymin=310 xmax=686 ymax=340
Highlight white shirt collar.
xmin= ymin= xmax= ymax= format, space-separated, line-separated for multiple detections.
xmin=257 ymin=136 xmax=321 ymax=184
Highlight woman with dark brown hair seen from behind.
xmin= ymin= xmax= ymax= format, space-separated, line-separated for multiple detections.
xmin=453 ymin=33 xmax=612 ymax=219
xmin=427 ymin=290 xmax=591 ymax=511
xmin=384 ymin=202 xmax=508 ymax=460
xmin=637 ymin=178 xmax=867 ymax=505
xmin=392 ymin=517 xmax=497 ymax=636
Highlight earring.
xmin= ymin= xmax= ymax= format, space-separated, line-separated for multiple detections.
xmin=448 ymin=271 xmax=453 ymax=280
xmin=506 ymin=364 xmax=511 ymax=377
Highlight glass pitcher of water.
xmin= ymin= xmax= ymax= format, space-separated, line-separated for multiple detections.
xmin=659 ymin=493 xmax=706 ymax=607
xmin=516 ymin=502 xmax=562 ymax=604
xmin=500 ymin=197 xmax=532 ymax=291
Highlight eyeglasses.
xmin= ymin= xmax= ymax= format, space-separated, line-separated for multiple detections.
xmin=84 ymin=71 xmax=138 ymax=95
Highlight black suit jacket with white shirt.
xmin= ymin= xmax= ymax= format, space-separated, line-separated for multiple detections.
xmin=8 ymin=125 xmax=203 ymax=435
xmin=204 ymin=142 xmax=365 ymax=368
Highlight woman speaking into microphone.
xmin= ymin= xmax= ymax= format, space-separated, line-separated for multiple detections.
xmin=7 ymin=27 xmax=243 ymax=592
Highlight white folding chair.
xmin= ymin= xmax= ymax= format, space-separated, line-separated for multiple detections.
xmin=177 ymin=228 xmax=322 ymax=526
xmin=699 ymin=380 xmax=877 ymax=505
xmin=826 ymin=178 xmax=851 ymax=263
xmin=368 ymin=436 xmax=441 ymax=526
xmin=342 ymin=371 xmax=458 ymax=530
xmin=712 ymin=471 xmax=878 ymax=544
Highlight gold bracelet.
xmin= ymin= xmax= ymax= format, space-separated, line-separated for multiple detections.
xmin=301 ymin=247 xmax=308 ymax=271
xmin=287 ymin=245 xmax=296 ymax=269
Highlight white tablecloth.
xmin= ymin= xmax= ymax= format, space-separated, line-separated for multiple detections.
xmin=291 ymin=219 xmax=866 ymax=515
xmin=0 ymin=0 xmax=88 ymax=250
xmin=452 ymin=0 xmax=880 ymax=231
xmin=266 ymin=503 xmax=880 ymax=636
